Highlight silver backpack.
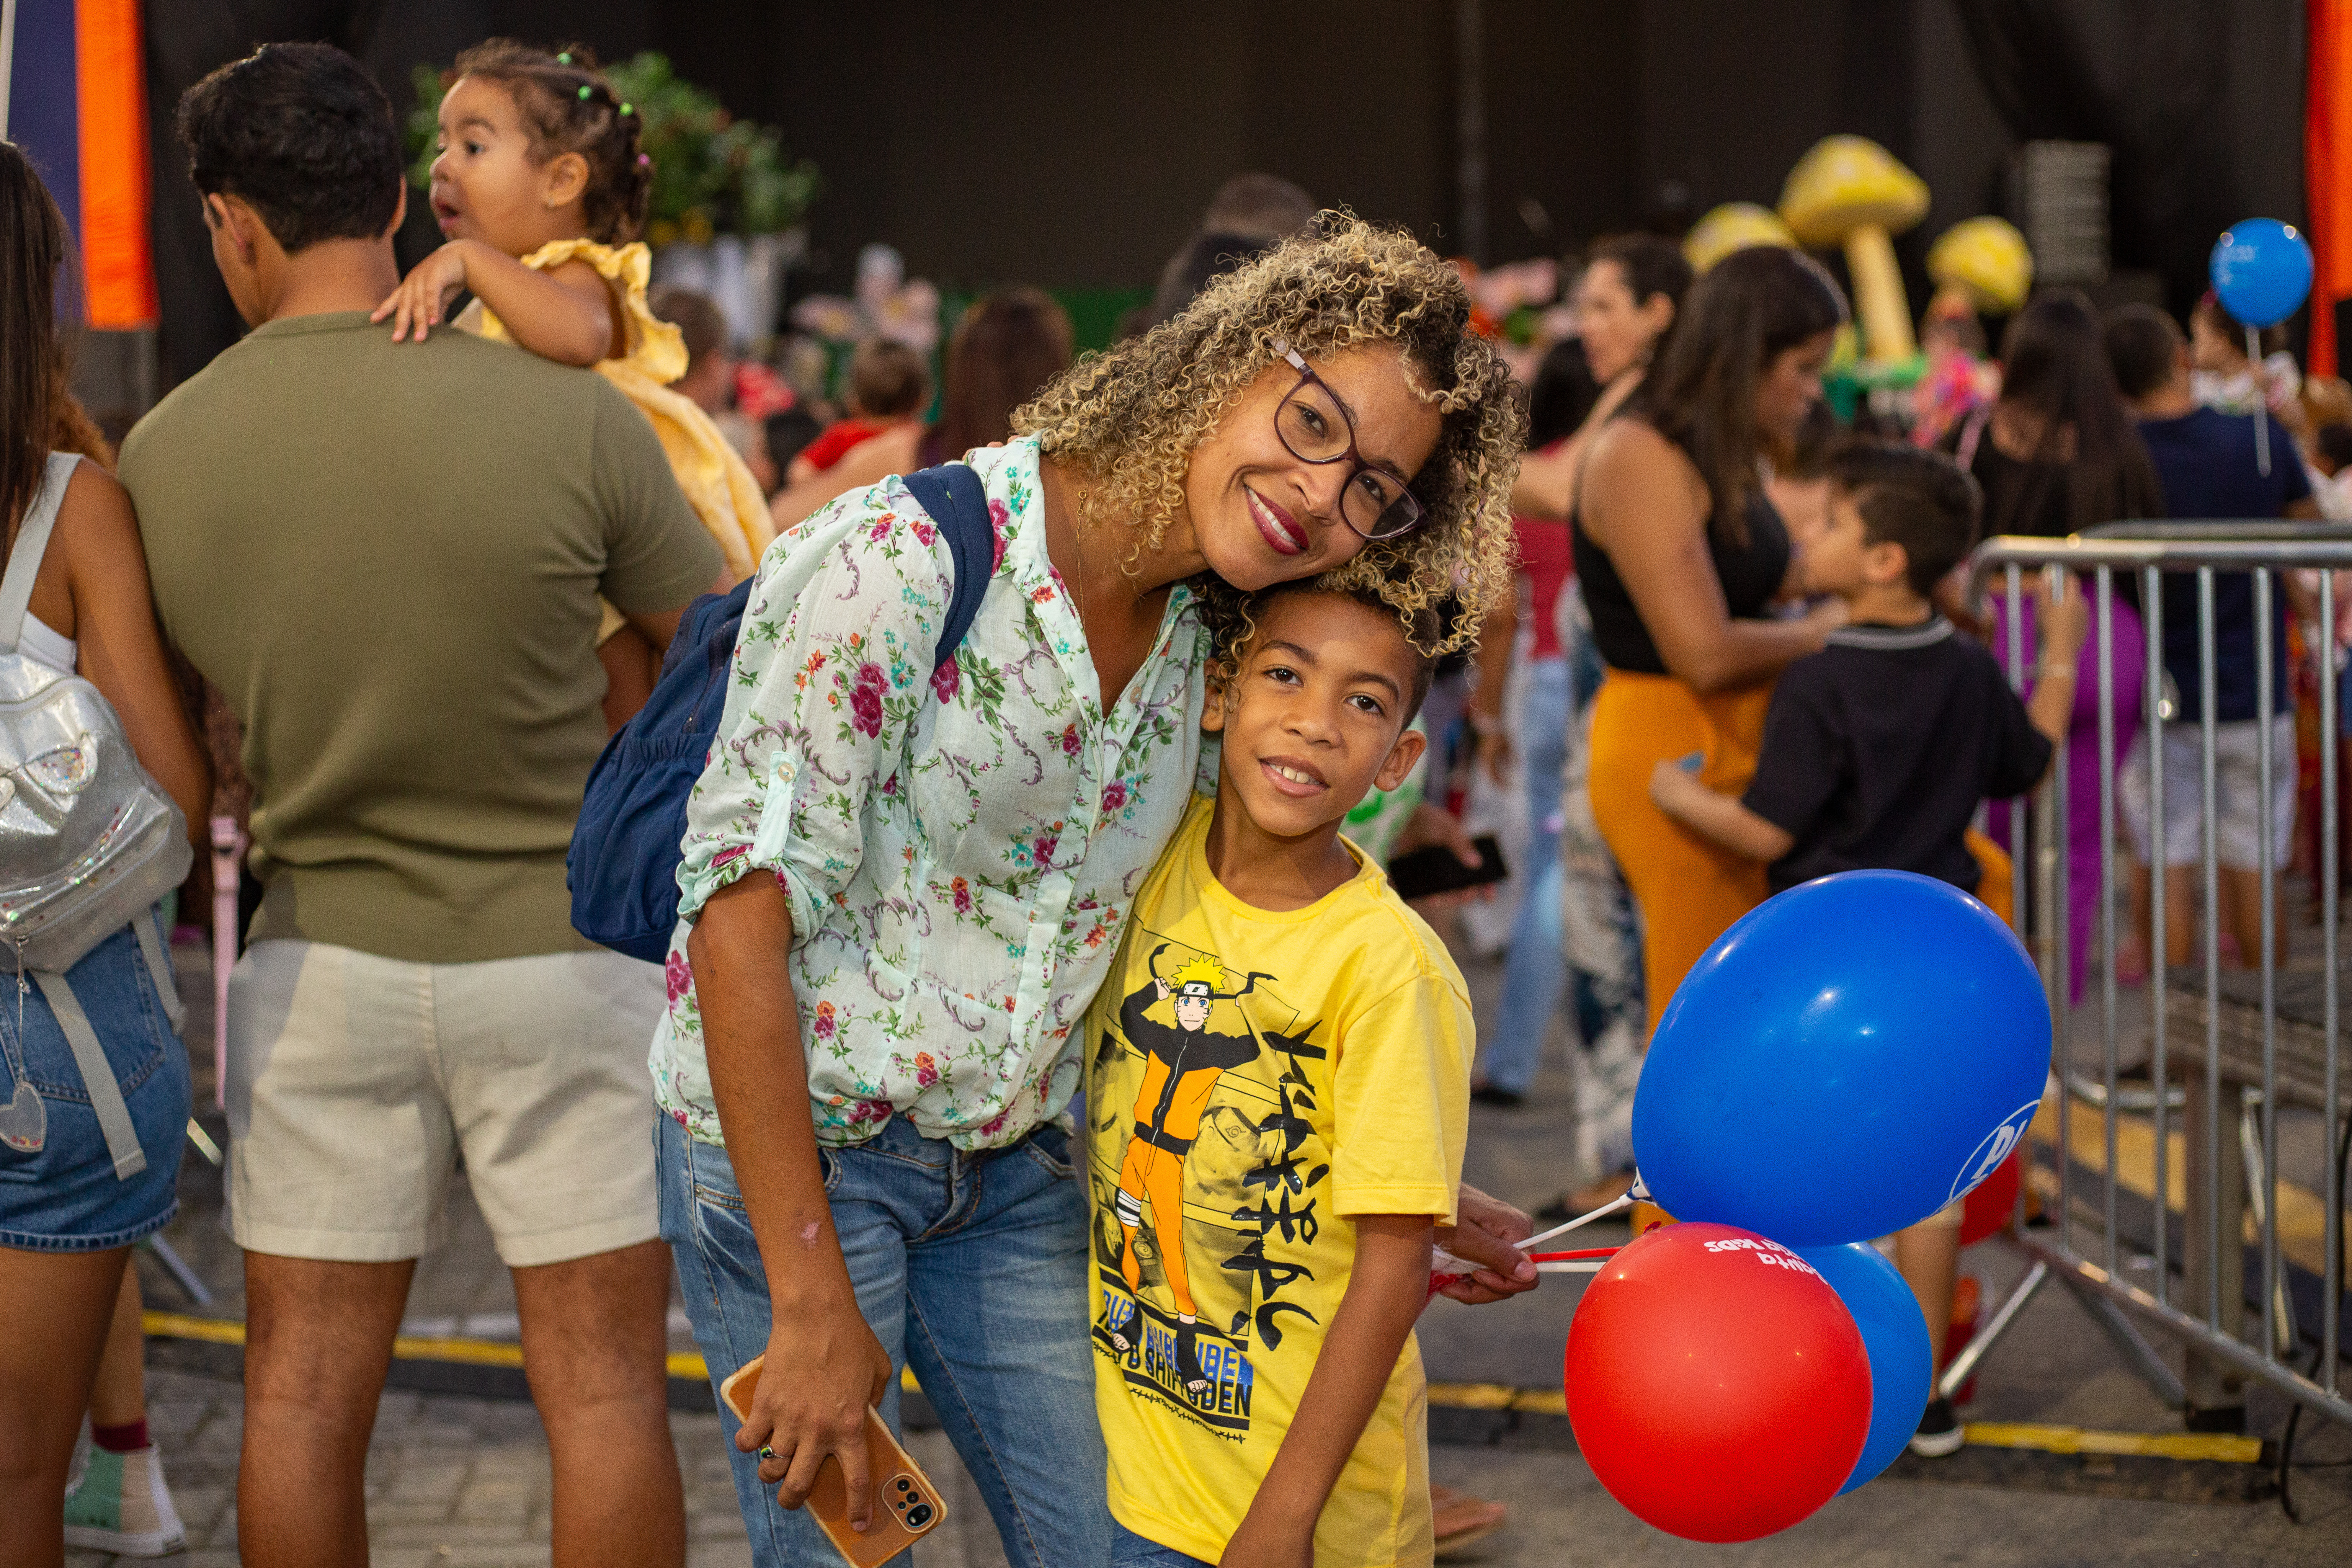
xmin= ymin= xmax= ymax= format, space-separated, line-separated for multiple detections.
xmin=0 ymin=453 xmax=191 ymax=1175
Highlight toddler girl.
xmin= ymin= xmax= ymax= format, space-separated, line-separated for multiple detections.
xmin=374 ymin=40 xmax=772 ymax=710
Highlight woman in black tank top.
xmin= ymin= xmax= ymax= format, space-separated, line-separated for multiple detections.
xmin=1573 ymin=247 xmax=1848 ymax=1040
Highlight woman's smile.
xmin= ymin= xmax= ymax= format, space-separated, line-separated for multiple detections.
xmin=1245 ymin=484 xmax=1308 ymax=555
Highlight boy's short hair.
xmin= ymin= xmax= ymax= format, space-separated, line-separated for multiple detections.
xmin=177 ymin=42 xmax=403 ymax=255
xmin=648 ymin=284 xmax=729 ymax=372
xmin=848 ymin=338 xmax=931 ymax=419
xmin=1827 ymin=443 xmax=1984 ymax=598
xmin=1218 ymin=580 xmax=1441 ymax=728
xmin=2104 ymin=304 xmax=2185 ymax=400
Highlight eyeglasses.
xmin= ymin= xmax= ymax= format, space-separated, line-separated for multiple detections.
xmin=1271 ymin=341 xmax=1426 ymax=542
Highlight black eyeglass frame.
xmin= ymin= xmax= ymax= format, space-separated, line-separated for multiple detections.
xmin=1271 ymin=340 xmax=1427 ymax=542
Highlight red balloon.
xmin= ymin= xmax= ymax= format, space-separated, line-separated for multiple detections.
xmin=1960 ymin=1148 xmax=2023 ymax=1245
xmin=1564 ymin=1222 xmax=1871 ymax=1543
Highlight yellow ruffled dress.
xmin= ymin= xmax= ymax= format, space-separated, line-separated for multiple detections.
xmin=464 ymin=239 xmax=774 ymax=639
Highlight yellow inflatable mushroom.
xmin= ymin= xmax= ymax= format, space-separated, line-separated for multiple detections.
xmin=1925 ymin=216 xmax=2034 ymax=320
xmin=1779 ymin=135 xmax=1930 ymax=364
xmin=1683 ymin=203 xmax=1796 ymax=275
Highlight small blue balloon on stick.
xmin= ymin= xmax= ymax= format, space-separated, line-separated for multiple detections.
xmin=1798 ymin=1243 xmax=1934 ymax=1494
xmin=2210 ymin=219 xmax=2314 ymax=475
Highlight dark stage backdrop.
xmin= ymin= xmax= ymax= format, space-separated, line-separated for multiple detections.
xmin=142 ymin=0 xmax=2305 ymax=387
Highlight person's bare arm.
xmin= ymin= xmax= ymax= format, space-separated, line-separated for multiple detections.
xmin=1648 ymin=762 xmax=1794 ymax=862
xmin=689 ymin=876 xmax=894 ymax=1532
xmin=1580 ymin=422 xmax=1841 ymax=694
xmin=374 ymin=242 xmax=616 ymax=365
xmin=1220 ymin=1215 xmax=1434 ymax=1567
xmin=40 ymin=467 xmax=209 ymax=839
xmin=1507 ymin=374 xmax=1638 ymax=519
xmin=769 ymin=425 xmax=923 ymax=531
xmin=2023 ymin=570 xmax=2087 ymax=782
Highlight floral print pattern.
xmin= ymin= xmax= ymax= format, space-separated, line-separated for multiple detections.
xmin=649 ymin=436 xmax=1210 ymax=1150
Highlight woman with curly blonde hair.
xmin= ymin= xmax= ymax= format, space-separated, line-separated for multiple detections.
xmin=656 ymin=214 xmax=1531 ymax=1566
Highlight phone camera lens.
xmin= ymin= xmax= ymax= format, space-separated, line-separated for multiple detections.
xmin=905 ymin=1504 xmax=934 ymax=1529
xmin=895 ymin=1478 xmax=913 ymax=1493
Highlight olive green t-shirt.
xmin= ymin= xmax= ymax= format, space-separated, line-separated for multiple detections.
xmin=120 ymin=310 xmax=722 ymax=963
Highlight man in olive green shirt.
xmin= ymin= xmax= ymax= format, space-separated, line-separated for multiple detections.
xmin=119 ymin=44 xmax=718 ymax=1565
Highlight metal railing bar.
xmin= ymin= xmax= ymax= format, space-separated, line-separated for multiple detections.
xmin=2255 ymin=567 xmax=2280 ymax=1370
xmin=2098 ymin=568 xmax=2119 ymax=1279
xmin=2017 ymin=1232 xmax=2352 ymax=1428
xmin=2326 ymin=571 xmax=2344 ymax=1395
xmin=2200 ymin=565 xmax=2222 ymax=1335
xmin=2148 ymin=564 xmax=2170 ymax=1306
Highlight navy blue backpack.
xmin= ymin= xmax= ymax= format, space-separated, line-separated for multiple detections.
xmin=567 ymin=462 xmax=995 ymax=962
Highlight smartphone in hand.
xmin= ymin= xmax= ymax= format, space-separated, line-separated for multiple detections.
xmin=719 ymin=1354 xmax=947 ymax=1567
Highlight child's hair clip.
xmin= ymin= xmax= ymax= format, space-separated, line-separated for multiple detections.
xmin=636 ymin=153 xmax=652 ymax=168
xmin=556 ymin=51 xmax=572 ymax=64
xmin=620 ymin=102 xmax=633 ymax=115
xmin=577 ymin=84 xmax=593 ymax=100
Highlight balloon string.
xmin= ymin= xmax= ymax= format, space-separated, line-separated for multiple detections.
xmin=1514 ymin=1188 xmax=1635 ymax=1252
xmin=1526 ymin=1248 xmax=1619 ymax=1263
xmin=2250 ymin=324 xmax=2272 ymax=477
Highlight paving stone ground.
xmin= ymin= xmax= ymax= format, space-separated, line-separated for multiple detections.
xmin=59 ymin=935 xmax=2352 ymax=1564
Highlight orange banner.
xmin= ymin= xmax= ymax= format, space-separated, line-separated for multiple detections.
xmin=2308 ymin=0 xmax=2352 ymax=376
xmin=74 ymin=0 xmax=157 ymax=328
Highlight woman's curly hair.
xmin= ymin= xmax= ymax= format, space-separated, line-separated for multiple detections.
xmin=1013 ymin=213 xmax=1523 ymax=657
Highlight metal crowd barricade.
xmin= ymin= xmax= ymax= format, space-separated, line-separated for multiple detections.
xmin=1956 ymin=526 xmax=2350 ymax=1434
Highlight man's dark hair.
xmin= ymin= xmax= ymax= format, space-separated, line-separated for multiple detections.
xmin=2318 ymin=422 xmax=2352 ymax=473
xmin=176 ymin=42 xmax=402 ymax=255
xmin=2104 ymin=304 xmax=2186 ymax=402
xmin=1828 ymin=442 xmax=1984 ymax=598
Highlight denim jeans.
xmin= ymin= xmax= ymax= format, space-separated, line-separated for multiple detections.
xmin=1483 ymin=655 xmax=1570 ymax=1093
xmin=658 ymin=1110 xmax=1109 ymax=1566
xmin=1111 ymin=1519 xmax=1215 ymax=1566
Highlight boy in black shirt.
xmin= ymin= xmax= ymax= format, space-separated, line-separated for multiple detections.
xmin=1646 ymin=442 xmax=2083 ymax=1456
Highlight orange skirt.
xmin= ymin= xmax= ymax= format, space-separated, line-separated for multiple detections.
xmin=1589 ymin=670 xmax=2021 ymax=1039
xmin=1588 ymin=671 xmax=1775 ymax=1038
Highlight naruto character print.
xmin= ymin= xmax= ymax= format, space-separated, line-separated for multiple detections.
xmin=1090 ymin=939 xmax=1327 ymax=1435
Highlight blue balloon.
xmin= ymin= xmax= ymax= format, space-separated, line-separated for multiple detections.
xmin=1632 ymin=870 xmax=2048 ymax=1246
xmin=1799 ymin=1243 xmax=1933 ymax=1494
xmin=2210 ymin=219 xmax=2314 ymax=330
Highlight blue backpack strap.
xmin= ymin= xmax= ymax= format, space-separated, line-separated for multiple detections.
xmin=900 ymin=462 xmax=993 ymax=669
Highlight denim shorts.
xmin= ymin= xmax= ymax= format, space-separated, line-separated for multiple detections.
xmin=0 ymin=913 xmax=190 ymax=1251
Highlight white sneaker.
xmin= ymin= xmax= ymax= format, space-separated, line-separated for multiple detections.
xmin=62 ymin=1442 xmax=187 ymax=1557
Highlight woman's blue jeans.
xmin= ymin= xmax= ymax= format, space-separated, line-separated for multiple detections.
xmin=1484 ymin=655 xmax=1571 ymax=1093
xmin=658 ymin=1110 xmax=1110 ymax=1566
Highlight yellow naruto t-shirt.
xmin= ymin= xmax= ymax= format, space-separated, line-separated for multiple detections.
xmin=1083 ymin=793 xmax=1473 ymax=1568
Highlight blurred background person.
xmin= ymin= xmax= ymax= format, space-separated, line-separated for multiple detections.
xmin=1574 ymin=246 xmax=1847 ymax=1059
xmin=1949 ymin=291 xmax=2162 ymax=996
xmin=770 ymin=286 xmax=1075 ymax=527
xmin=1136 ymin=172 xmax=1316 ymax=333
xmin=1472 ymin=235 xmax=1690 ymax=1113
xmin=784 ymin=337 xmax=930 ymax=486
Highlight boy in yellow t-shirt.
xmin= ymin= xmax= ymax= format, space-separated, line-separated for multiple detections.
xmin=1084 ymin=581 xmax=1474 ymax=1568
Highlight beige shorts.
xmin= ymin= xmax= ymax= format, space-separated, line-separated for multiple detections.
xmin=224 ymin=939 xmax=665 ymax=1266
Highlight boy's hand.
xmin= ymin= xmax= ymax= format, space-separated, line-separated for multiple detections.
xmin=1434 ymin=1183 xmax=1540 ymax=1303
xmin=373 ymin=242 xmax=475 ymax=343
xmin=2035 ymin=567 xmax=2090 ymax=662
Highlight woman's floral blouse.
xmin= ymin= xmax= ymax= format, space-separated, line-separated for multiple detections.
xmin=651 ymin=435 xmax=1210 ymax=1150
